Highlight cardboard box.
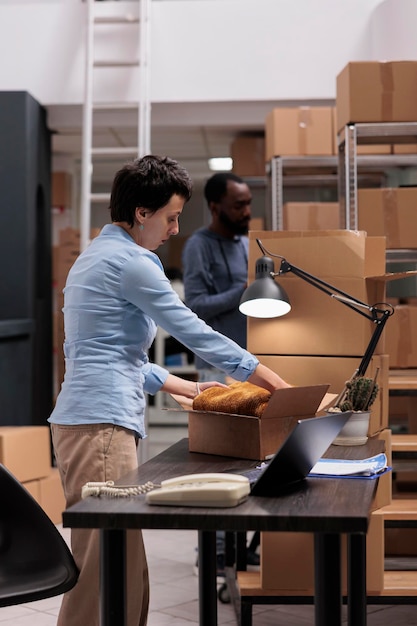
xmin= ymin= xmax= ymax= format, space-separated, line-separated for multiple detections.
xmin=336 ymin=61 xmax=417 ymax=133
xmin=52 ymin=172 xmax=72 ymax=209
xmin=58 ymin=226 xmax=101 ymax=248
xmin=282 ymin=202 xmax=340 ymax=231
xmin=23 ymin=478 xmax=41 ymax=502
xmin=259 ymin=430 xmax=390 ymax=592
xmin=356 ymin=144 xmax=392 ymax=155
xmin=256 ymin=354 xmax=389 ymax=437
xmin=385 ymin=305 xmax=417 ymax=368
xmin=248 ymin=230 xmax=386 ymax=280
xmin=249 ymin=217 xmax=265 ymax=231
xmin=231 ymin=135 xmax=266 ymax=177
xmin=265 ymin=107 xmax=333 ymax=161
xmin=22 ymin=469 xmax=66 ymax=525
xmin=393 ymin=144 xmax=417 ymax=154
xmin=38 ymin=467 xmax=66 ymax=525
xmin=370 ymin=428 xmax=392 ymax=511
xmin=358 ymin=188 xmax=417 ymax=249
xmin=186 ymin=384 xmax=329 ymax=460
xmin=247 ymin=275 xmax=387 ymax=357
xmin=0 ymin=426 xmax=51 ymax=483
xmin=247 ymin=230 xmax=416 ymax=357
xmin=260 ymin=510 xmax=384 ymax=593
xmin=332 ymin=107 xmax=391 ymax=155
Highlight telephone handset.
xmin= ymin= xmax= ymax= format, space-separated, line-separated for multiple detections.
xmin=145 ymin=472 xmax=250 ymax=507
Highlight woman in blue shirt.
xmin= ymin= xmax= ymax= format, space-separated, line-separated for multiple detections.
xmin=49 ymin=155 xmax=290 ymax=626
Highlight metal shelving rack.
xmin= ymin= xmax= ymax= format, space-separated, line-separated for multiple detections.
xmin=267 ymin=154 xmax=388 ymax=231
xmin=268 ymin=127 xmax=417 ymax=233
xmin=338 ymin=122 xmax=417 ymax=231
xmin=268 ymin=156 xmax=339 ymax=230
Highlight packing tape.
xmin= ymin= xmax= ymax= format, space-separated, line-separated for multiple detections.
xmin=307 ymin=204 xmax=320 ymax=231
xmin=382 ymin=189 xmax=400 ymax=248
xmin=380 ymin=63 xmax=394 ymax=121
xmin=298 ymin=107 xmax=311 ymax=155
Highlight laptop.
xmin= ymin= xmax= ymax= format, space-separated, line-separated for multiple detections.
xmin=238 ymin=411 xmax=352 ymax=497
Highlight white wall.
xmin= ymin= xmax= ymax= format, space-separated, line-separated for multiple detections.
xmin=1 ymin=0 xmax=413 ymax=108
xmin=370 ymin=0 xmax=417 ymax=60
xmin=151 ymin=0 xmax=380 ymax=103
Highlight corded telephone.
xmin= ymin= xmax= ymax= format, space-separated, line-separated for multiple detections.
xmin=145 ymin=472 xmax=250 ymax=507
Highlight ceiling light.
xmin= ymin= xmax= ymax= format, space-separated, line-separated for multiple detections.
xmin=208 ymin=157 xmax=233 ymax=172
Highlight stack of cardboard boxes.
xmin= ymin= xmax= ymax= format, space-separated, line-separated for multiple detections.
xmin=336 ymin=61 xmax=417 ymax=135
xmin=231 ymin=61 xmax=417 ymax=232
xmin=335 ymin=61 xmax=417 ymax=434
xmin=246 ymin=229 xmax=398 ymax=593
xmin=0 ymin=426 xmax=65 ymax=524
xmin=52 ymin=172 xmax=72 ymax=211
xmin=358 ymin=187 xmax=417 ymax=380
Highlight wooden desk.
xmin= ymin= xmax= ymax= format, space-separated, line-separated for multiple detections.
xmin=63 ymin=438 xmax=382 ymax=626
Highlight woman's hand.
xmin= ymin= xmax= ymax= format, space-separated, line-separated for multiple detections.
xmin=248 ymin=363 xmax=292 ymax=393
xmin=196 ymin=380 xmax=228 ymax=395
xmin=161 ymin=373 xmax=227 ymax=400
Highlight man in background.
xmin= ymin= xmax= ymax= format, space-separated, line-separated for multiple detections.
xmin=182 ymin=172 xmax=259 ymax=570
xmin=182 ymin=172 xmax=251 ymax=383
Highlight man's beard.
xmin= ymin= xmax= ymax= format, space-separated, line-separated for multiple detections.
xmin=218 ymin=210 xmax=250 ymax=235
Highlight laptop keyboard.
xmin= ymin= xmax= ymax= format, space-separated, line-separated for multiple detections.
xmin=232 ymin=462 xmax=270 ymax=486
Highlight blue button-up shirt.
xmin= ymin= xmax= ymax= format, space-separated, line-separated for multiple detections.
xmin=49 ymin=224 xmax=258 ymax=437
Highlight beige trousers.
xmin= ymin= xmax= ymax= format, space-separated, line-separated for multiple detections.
xmin=51 ymin=423 xmax=149 ymax=626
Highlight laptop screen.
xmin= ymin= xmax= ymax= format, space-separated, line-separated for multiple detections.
xmin=250 ymin=412 xmax=351 ymax=497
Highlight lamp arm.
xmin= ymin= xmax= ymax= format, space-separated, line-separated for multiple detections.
xmin=254 ymin=238 xmax=394 ymax=381
xmin=279 ymin=260 xmax=377 ymax=322
xmin=335 ymin=312 xmax=390 ymax=407
xmin=356 ymin=310 xmax=391 ymax=377
xmin=255 ymin=238 xmax=385 ymax=321
xmin=287 ymin=260 xmax=392 ymax=376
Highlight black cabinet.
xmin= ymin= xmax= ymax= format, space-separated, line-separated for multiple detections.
xmin=0 ymin=92 xmax=53 ymax=425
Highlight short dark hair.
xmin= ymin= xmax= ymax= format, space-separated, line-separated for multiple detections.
xmin=110 ymin=155 xmax=193 ymax=226
xmin=203 ymin=172 xmax=244 ymax=205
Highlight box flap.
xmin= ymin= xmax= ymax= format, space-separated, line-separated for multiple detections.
xmin=249 ymin=230 xmax=386 ymax=279
xmin=317 ymin=392 xmax=339 ymax=413
xmin=368 ymin=270 xmax=417 ymax=283
xmin=261 ymin=384 xmax=329 ymax=419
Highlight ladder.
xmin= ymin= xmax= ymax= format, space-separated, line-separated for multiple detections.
xmin=80 ymin=0 xmax=151 ymax=252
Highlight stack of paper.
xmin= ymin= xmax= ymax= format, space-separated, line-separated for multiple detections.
xmin=310 ymin=453 xmax=389 ymax=478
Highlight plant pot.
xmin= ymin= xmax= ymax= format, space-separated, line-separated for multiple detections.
xmin=331 ymin=411 xmax=370 ymax=446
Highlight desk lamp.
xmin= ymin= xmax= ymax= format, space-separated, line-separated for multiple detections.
xmin=239 ymin=238 xmax=394 ymax=380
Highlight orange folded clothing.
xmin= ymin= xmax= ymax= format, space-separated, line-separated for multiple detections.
xmin=192 ymin=381 xmax=271 ymax=417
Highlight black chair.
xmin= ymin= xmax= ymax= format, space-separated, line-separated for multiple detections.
xmin=0 ymin=463 xmax=79 ymax=607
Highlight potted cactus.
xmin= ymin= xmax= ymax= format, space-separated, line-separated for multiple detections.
xmin=328 ymin=370 xmax=379 ymax=446
xmin=337 ymin=375 xmax=379 ymax=413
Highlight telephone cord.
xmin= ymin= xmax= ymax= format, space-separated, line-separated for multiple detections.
xmin=81 ymin=480 xmax=158 ymax=499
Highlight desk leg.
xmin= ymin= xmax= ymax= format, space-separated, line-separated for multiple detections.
xmin=100 ymin=528 xmax=126 ymax=626
xmin=198 ymin=530 xmax=217 ymax=626
xmin=314 ymin=533 xmax=342 ymax=626
xmin=347 ymin=533 xmax=367 ymax=626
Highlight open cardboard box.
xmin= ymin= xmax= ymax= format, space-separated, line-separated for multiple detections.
xmin=169 ymin=384 xmax=331 ymax=460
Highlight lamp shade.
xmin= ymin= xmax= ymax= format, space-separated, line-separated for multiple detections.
xmin=239 ymin=256 xmax=291 ymax=318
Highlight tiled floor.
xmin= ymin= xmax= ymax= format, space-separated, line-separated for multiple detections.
xmin=0 ymin=424 xmax=416 ymax=625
